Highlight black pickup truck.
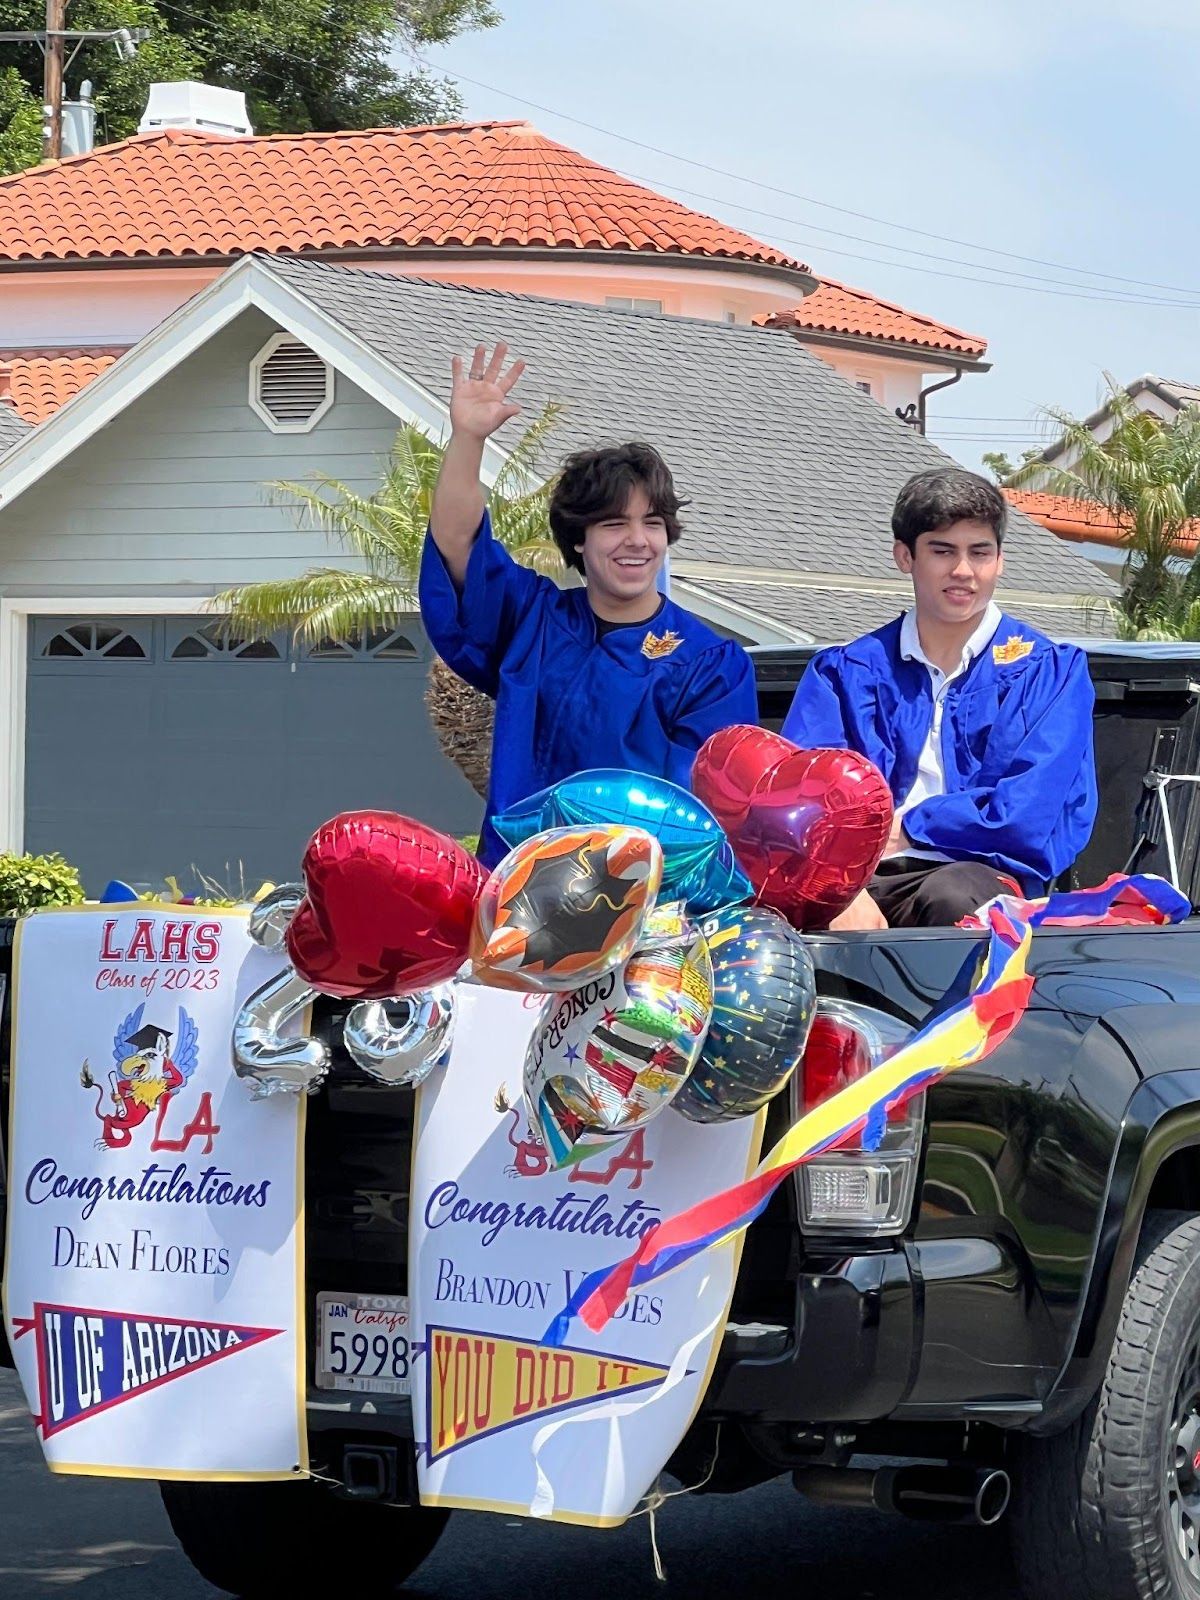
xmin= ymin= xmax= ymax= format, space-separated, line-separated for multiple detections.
xmin=4 ymin=641 xmax=1200 ymax=1600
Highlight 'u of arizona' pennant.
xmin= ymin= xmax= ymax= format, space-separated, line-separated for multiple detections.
xmin=10 ymin=1302 xmax=282 ymax=1437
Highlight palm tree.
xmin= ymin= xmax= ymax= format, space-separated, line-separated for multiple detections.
xmin=215 ymin=407 xmax=565 ymax=796
xmin=1007 ymin=378 xmax=1200 ymax=638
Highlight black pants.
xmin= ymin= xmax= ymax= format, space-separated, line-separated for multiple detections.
xmin=869 ymin=856 xmax=1019 ymax=928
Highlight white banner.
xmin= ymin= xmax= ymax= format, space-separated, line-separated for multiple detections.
xmin=410 ymin=985 xmax=763 ymax=1526
xmin=2 ymin=906 xmax=306 ymax=1480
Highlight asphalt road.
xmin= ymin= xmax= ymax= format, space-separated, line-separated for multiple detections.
xmin=1 ymin=1370 xmax=1022 ymax=1599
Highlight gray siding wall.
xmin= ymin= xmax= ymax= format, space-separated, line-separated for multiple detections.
xmin=0 ymin=307 xmax=410 ymax=595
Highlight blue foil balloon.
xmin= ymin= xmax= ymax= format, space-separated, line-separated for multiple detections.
xmin=673 ymin=905 xmax=816 ymax=1124
xmin=493 ymin=769 xmax=751 ymax=914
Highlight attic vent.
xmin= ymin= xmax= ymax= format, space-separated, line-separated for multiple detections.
xmin=249 ymin=335 xmax=334 ymax=433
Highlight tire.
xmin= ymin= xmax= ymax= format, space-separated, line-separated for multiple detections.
xmin=159 ymin=1476 xmax=449 ymax=1597
xmin=1009 ymin=1208 xmax=1200 ymax=1600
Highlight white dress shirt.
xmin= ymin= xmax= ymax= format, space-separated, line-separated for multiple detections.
xmin=888 ymin=602 xmax=1003 ymax=863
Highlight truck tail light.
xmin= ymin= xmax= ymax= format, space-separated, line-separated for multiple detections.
xmin=793 ymin=1001 xmax=925 ymax=1238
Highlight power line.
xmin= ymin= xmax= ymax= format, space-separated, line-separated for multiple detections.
xmin=152 ymin=11 xmax=1200 ymax=310
xmin=616 ymin=166 xmax=1200 ymax=307
xmin=424 ymin=55 xmax=1200 ymax=300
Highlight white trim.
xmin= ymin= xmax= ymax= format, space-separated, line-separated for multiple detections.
xmin=248 ymin=331 xmax=335 ymax=433
xmin=0 ymin=254 xmax=510 ymax=514
xmin=0 ymin=594 xmax=224 ymax=853
xmin=670 ymin=578 xmax=812 ymax=646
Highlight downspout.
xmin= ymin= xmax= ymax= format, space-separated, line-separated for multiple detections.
xmin=895 ymin=366 xmax=964 ymax=435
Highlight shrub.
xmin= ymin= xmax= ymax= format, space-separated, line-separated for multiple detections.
xmin=0 ymin=851 xmax=85 ymax=916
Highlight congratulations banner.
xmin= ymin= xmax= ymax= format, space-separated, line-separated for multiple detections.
xmin=409 ymin=985 xmax=763 ymax=1526
xmin=2 ymin=906 xmax=306 ymax=1479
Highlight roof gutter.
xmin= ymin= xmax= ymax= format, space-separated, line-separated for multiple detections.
xmin=772 ymin=325 xmax=989 ymax=372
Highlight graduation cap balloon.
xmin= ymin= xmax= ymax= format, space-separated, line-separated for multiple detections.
xmin=470 ymin=824 xmax=662 ymax=993
xmin=673 ymin=905 xmax=815 ymax=1124
xmin=492 ymin=769 xmax=751 ymax=914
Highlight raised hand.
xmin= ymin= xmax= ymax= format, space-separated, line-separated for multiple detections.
xmin=449 ymin=342 xmax=526 ymax=442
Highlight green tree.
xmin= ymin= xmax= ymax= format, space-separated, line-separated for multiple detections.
xmin=1008 ymin=378 xmax=1200 ymax=639
xmin=981 ymin=446 xmax=1042 ymax=484
xmin=0 ymin=0 xmax=499 ymax=174
xmin=216 ymin=410 xmax=563 ymax=794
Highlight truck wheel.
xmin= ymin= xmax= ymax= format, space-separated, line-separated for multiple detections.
xmin=1010 ymin=1209 xmax=1200 ymax=1600
xmin=159 ymin=1476 xmax=449 ymax=1597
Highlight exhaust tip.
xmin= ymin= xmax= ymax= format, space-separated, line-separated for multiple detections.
xmin=974 ymin=1469 xmax=1011 ymax=1527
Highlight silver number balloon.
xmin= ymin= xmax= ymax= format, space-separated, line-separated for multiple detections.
xmin=233 ymin=967 xmax=329 ymax=1099
xmin=248 ymin=884 xmax=305 ymax=951
xmin=343 ymin=984 xmax=456 ymax=1087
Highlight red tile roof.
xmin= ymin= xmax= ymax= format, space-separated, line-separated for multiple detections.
xmin=1005 ymin=489 xmax=1200 ymax=555
xmin=0 ymin=349 xmax=123 ymax=424
xmin=758 ymin=277 xmax=987 ymax=359
xmin=0 ymin=120 xmax=809 ymax=273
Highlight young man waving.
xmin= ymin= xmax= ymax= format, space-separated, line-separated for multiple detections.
xmin=420 ymin=342 xmax=758 ymax=866
xmin=783 ymin=468 xmax=1097 ymax=929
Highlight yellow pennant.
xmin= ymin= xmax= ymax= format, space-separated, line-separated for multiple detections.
xmin=426 ymin=1326 xmax=670 ymax=1460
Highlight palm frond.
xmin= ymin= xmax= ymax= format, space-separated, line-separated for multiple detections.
xmin=225 ymin=413 xmax=564 ymax=652
xmin=212 ymin=569 xmax=413 ymax=645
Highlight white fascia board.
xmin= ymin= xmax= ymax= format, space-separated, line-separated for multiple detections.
xmin=0 ymin=261 xmax=259 ymax=513
xmin=241 ymin=267 xmax=506 ymax=486
xmin=670 ymin=578 xmax=812 ymax=645
xmin=0 ymin=256 xmax=508 ymax=515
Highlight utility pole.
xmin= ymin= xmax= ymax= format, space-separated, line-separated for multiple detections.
xmin=43 ymin=0 xmax=66 ymax=163
xmin=0 ymin=17 xmax=145 ymax=165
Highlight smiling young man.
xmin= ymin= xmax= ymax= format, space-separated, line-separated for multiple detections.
xmin=782 ymin=467 xmax=1097 ymax=929
xmin=419 ymin=342 xmax=758 ymax=866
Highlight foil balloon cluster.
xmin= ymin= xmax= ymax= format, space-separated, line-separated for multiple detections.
xmin=492 ymin=770 xmax=751 ymax=913
xmin=524 ymin=903 xmax=714 ymax=1165
xmin=233 ymin=811 xmax=479 ymax=1097
xmin=692 ymin=726 xmax=893 ymax=930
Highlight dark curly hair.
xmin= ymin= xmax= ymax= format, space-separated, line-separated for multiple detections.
xmin=548 ymin=443 xmax=687 ymax=574
xmin=891 ymin=467 xmax=1007 ymax=552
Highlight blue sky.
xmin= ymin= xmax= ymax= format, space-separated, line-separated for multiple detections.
xmin=423 ymin=0 xmax=1200 ymax=471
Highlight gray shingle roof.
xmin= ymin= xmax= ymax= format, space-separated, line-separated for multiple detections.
xmin=698 ymin=579 xmax=1113 ymax=643
xmin=260 ymin=256 xmax=1116 ymax=641
xmin=0 ymin=403 xmax=30 ymax=455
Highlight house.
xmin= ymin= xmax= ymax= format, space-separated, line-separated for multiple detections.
xmin=0 ymin=103 xmax=987 ymax=428
xmin=0 ymin=254 xmax=1114 ymax=894
xmin=1005 ymin=374 xmax=1200 ymax=577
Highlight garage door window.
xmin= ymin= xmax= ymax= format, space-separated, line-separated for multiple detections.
xmin=168 ymin=622 xmax=282 ymax=660
xmin=40 ymin=622 xmax=149 ymax=660
xmin=305 ymin=627 xmax=420 ymax=661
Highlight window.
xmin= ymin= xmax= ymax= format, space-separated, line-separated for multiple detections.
xmin=170 ymin=623 xmax=281 ymax=660
xmin=722 ymin=310 xmax=738 ymax=325
xmin=306 ymin=627 xmax=419 ymax=662
xmin=249 ymin=334 xmax=334 ymax=433
xmin=42 ymin=623 xmax=147 ymax=659
xmin=604 ymin=296 xmax=663 ymax=314
xmin=854 ymin=379 xmax=875 ymax=398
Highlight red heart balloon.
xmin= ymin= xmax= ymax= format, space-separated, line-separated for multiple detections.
xmin=286 ymin=811 xmax=485 ymax=999
xmin=692 ymin=726 xmax=893 ymax=930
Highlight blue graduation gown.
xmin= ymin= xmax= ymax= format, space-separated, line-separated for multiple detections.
xmin=419 ymin=513 xmax=759 ymax=866
xmin=781 ymin=612 xmax=1097 ymax=892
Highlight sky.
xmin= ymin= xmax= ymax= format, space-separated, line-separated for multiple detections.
xmin=421 ymin=0 xmax=1200 ymax=472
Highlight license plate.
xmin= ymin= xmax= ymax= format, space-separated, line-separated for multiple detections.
xmin=315 ymin=1291 xmax=412 ymax=1395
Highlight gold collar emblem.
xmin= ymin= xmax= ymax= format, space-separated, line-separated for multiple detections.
xmin=992 ymin=636 xmax=1034 ymax=665
xmin=641 ymin=628 xmax=683 ymax=660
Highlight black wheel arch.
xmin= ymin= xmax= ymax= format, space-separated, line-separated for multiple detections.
xmin=1037 ymin=1066 xmax=1200 ymax=1435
